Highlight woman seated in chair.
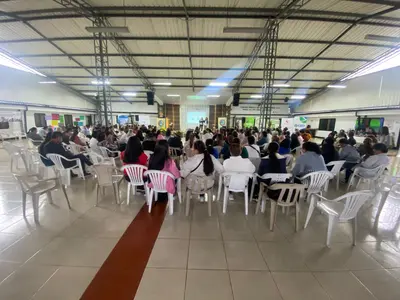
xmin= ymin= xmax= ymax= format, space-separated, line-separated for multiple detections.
xmin=147 ymin=140 xmax=180 ymax=200
xmin=181 ymin=140 xmax=224 ymax=201
xmin=292 ymin=142 xmax=327 ymax=180
xmin=120 ymin=136 xmax=148 ymax=182
xmin=70 ymin=129 xmax=87 ymax=147
xmin=321 ymin=136 xmax=339 ymax=165
xmin=279 ymin=132 xmax=291 ymax=155
xmin=38 ymin=132 xmax=54 ymax=167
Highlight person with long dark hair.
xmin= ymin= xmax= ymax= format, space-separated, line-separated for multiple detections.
xmin=292 ymin=141 xmax=327 ymax=177
xmin=279 ymin=131 xmax=291 ymax=155
xmin=148 ymin=140 xmax=180 ymax=195
xmin=184 ymin=131 xmax=196 ymax=158
xmin=205 ymin=138 xmax=219 ymax=159
xmin=379 ymin=126 xmax=390 ymax=147
xmin=321 ymin=136 xmax=339 ymax=164
xmin=120 ymin=136 xmax=148 ymax=181
xmin=290 ymin=132 xmax=300 ymax=152
xmin=258 ymin=142 xmax=287 ymax=185
xmin=358 ymin=137 xmax=374 ymax=160
xmin=339 ymin=138 xmax=360 ymax=182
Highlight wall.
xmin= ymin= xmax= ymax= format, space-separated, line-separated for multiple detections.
xmin=110 ymin=101 xmax=158 ymax=126
xmin=230 ymin=104 xmax=290 ymax=128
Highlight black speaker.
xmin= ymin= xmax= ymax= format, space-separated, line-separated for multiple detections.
xmin=284 ymin=97 xmax=289 ymax=103
xmin=232 ymin=93 xmax=240 ymax=106
xmin=135 ymin=115 xmax=139 ymax=122
xmin=146 ymin=91 xmax=154 ymax=105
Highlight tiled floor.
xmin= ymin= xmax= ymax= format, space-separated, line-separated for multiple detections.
xmin=0 ymin=145 xmax=400 ymax=299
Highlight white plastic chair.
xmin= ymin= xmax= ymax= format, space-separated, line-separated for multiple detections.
xmin=326 ymin=160 xmax=346 ymax=190
xmin=283 ymin=154 xmax=294 ymax=170
xmin=268 ymin=183 xmax=305 ymax=232
xmin=122 ymin=164 xmax=148 ymax=205
xmin=297 ymin=171 xmax=334 ymax=202
xmin=46 ymin=153 xmax=85 ymax=186
xmin=27 ymin=138 xmax=41 ymax=150
xmin=293 ymin=146 xmax=302 ymax=157
xmin=87 ymin=150 xmax=110 ymax=165
xmin=99 ymin=146 xmax=120 ymax=167
xmin=304 ymin=190 xmax=373 ymax=247
xmin=69 ymin=142 xmax=88 ymax=155
xmin=221 ymin=172 xmax=253 ymax=215
xmin=144 ymin=170 xmax=180 ymax=215
xmin=3 ymin=141 xmax=29 ymax=172
xmin=254 ymin=173 xmax=293 ymax=214
xmin=184 ymin=175 xmax=214 ymax=217
xmin=347 ymin=165 xmax=387 ymax=191
xmin=92 ymin=164 xmax=124 ymax=205
xmin=13 ymin=173 xmax=71 ymax=223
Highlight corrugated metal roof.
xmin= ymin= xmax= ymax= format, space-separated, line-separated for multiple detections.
xmin=303 ymin=0 xmax=387 ymax=15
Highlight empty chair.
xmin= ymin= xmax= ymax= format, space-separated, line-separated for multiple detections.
xmin=144 ymin=170 xmax=180 ymax=215
xmin=326 ymin=160 xmax=346 ymax=190
xmin=268 ymin=183 xmax=305 ymax=232
xmin=99 ymin=146 xmax=120 ymax=167
xmin=13 ymin=173 xmax=71 ymax=223
xmin=87 ymin=150 xmax=110 ymax=165
xmin=122 ymin=164 xmax=148 ymax=205
xmin=221 ymin=171 xmax=254 ymax=215
xmin=92 ymin=164 xmax=124 ymax=205
xmin=304 ymin=190 xmax=373 ymax=247
xmin=69 ymin=142 xmax=88 ymax=155
xmin=347 ymin=165 xmax=387 ymax=191
xmin=27 ymin=138 xmax=41 ymax=150
xmin=184 ymin=175 xmax=214 ymax=217
xmin=296 ymin=171 xmax=334 ymax=202
xmin=3 ymin=141 xmax=29 ymax=172
xmin=254 ymin=173 xmax=293 ymax=214
xmin=46 ymin=153 xmax=85 ymax=186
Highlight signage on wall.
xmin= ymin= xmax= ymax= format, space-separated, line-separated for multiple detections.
xmin=218 ymin=117 xmax=227 ymax=129
xmin=293 ymin=116 xmax=307 ymax=130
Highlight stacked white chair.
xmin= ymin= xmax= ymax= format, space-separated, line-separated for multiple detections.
xmin=326 ymin=160 xmax=346 ymax=190
xmin=304 ymin=190 xmax=373 ymax=247
xmin=13 ymin=173 xmax=71 ymax=223
xmin=268 ymin=183 xmax=305 ymax=232
xmin=92 ymin=164 xmax=123 ymax=205
xmin=221 ymin=171 xmax=254 ymax=215
xmin=347 ymin=165 xmax=387 ymax=191
xmin=254 ymin=173 xmax=293 ymax=214
xmin=46 ymin=153 xmax=85 ymax=187
xmin=296 ymin=171 xmax=334 ymax=202
xmin=144 ymin=170 xmax=181 ymax=215
xmin=122 ymin=164 xmax=148 ymax=205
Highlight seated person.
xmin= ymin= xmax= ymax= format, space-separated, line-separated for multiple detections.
xmin=292 ymin=142 xmax=327 ymax=179
xmin=89 ymin=131 xmax=100 ymax=153
xmin=258 ymin=142 xmax=287 ymax=184
xmin=338 ymin=138 xmax=360 ymax=182
xmin=44 ymin=132 xmax=92 ymax=175
xmin=358 ymin=137 xmax=374 ymax=160
xmin=27 ymin=127 xmax=43 ymax=145
xmin=348 ymin=130 xmax=357 ymax=146
xmin=62 ymin=128 xmax=73 ymax=145
xmin=38 ymin=132 xmax=54 ymax=167
xmin=70 ymin=129 xmax=86 ymax=147
xmin=279 ymin=132 xmax=291 ymax=155
xmin=206 ymin=139 xmax=219 ymax=159
xmin=168 ymin=132 xmax=183 ymax=156
xmin=221 ymin=135 xmax=233 ymax=160
xmin=356 ymin=143 xmax=389 ymax=176
xmin=321 ymin=136 xmax=339 ymax=165
xmin=245 ymin=135 xmax=261 ymax=158
xmin=142 ymin=132 xmax=157 ymax=152
xmin=38 ymin=126 xmax=49 ymax=139
xmin=148 ymin=140 xmax=180 ymax=197
xmin=223 ymin=142 xmax=256 ymax=200
xmin=290 ymin=132 xmax=300 ymax=152
xmin=120 ymin=136 xmax=148 ymax=181
xmin=183 ymin=132 xmax=196 ymax=159
xmin=223 ymin=137 xmax=249 ymax=160
xmin=256 ymin=130 xmax=268 ymax=146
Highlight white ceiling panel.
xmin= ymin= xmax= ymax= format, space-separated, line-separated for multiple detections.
xmin=0 ymin=42 xmax=62 ymax=56
xmin=320 ymin=45 xmax=387 ymax=60
xmin=30 ymin=19 xmax=93 ymax=38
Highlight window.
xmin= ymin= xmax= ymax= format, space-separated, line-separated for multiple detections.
xmin=64 ymin=114 xmax=73 ymax=127
xmin=34 ymin=113 xmax=46 ymax=127
xmin=86 ymin=115 xmax=93 ymax=126
xmin=318 ymin=118 xmax=336 ymax=131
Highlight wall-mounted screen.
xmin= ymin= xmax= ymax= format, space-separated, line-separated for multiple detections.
xmin=187 ymin=111 xmax=207 ymax=124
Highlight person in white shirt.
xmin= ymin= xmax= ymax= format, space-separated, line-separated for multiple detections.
xmin=181 ymin=140 xmax=223 ymax=201
xmin=357 ymin=143 xmax=390 ymax=177
xmin=244 ymin=135 xmax=260 ymax=158
xmin=202 ymin=129 xmax=213 ymax=143
xmin=38 ymin=126 xmax=48 ymax=139
xmin=223 ymin=142 xmax=256 ymax=200
xmin=89 ymin=131 xmax=100 ymax=153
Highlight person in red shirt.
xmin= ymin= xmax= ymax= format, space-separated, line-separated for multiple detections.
xmin=120 ymin=136 xmax=148 ymax=181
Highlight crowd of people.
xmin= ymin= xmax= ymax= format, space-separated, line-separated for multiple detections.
xmin=32 ymin=122 xmax=391 ymax=202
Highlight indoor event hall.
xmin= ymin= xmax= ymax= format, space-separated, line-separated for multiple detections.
xmin=1 ymin=0 xmax=400 ymax=299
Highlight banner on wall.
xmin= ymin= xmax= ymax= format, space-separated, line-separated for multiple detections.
xmin=157 ymin=118 xmax=166 ymax=130
xmin=218 ymin=117 xmax=227 ymax=129
xmin=281 ymin=118 xmax=294 ymax=132
xmin=293 ymin=116 xmax=308 ymax=130
xmin=139 ymin=115 xmax=150 ymax=126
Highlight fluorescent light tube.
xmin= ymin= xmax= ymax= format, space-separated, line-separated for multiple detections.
xmin=39 ymin=81 xmax=56 ymax=84
xmin=223 ymin=27 xmax=267 ymax=34
xmin=83 ymin=92 xmax=98 ymax=96
xmin=207 ymin=95 xmax=220 ymax=98
xmin=123 ymin=92 xmax=137 ymax=96
xmin=327 ymin=85 xmax=346 ymax=89
xmin=0 ymin=51 xmax=46 ymax=77
xmin=86 ymin=26 xmax=130 ymax=33
xmin=154 ymin=82 xmax=172 ymax=86
xmin=91 ymin=80 xmax=110 ymax=85
xmin=167 ymin=94 xmax=180 ymax=97
xmin=273 ymin=84 xmax=290 ymax=87
xmin=209 ymin=82 xmax=228 ymax=87
xmin=250 ymin=95 xmax=262 ymax=98
xmin=291 ymin=95 xmax=306 ymax=100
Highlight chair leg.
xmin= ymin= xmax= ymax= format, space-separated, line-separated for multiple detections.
xmin=304 ymin=195 xmax=316 ymax=229
xmin=22 ymin=192 xmax=27 ymax=217
xmin=355 ymin=177 xmax=362 ymax=190
xmin=148 ymin=189 xmax=154 ymax=213
xmin=352 ymin=216 xmax=357 ymax=246
xmin=61 ymin=184 xmax=71 ymax=209
xmin=336 ymin=174 xmax=340 ymax=191
xmin=132 ymin=184 xmax=136 ymax=195
xmin=46 ymin=191 xmax=53 ymax=204
xmin=217 ymin=175 xmax=222 ymax=201
xmin=295 ymin=202 xmax=300 ymax=232
xmin=113 ymin=183 xmax=120 ymax=204
xmin=347 ymin=174 xmax=355 ymax=191
xmin=270 ymin=201 xmax=278 ymax=231
xmin=155 ymin=192 xmax=158 ymax=202
xmin=185 ymin=190 xmax=191 ymax=217
xmin=207 ymin=189 xmax=212 ymax=217
xmin=223 ymin=187 xmax=229 ymax=214
xmin=168 ymin=193 xmax=174 ymax=215
xmin=32 ymin=194 xmax=39 ymax=223
xmin=96 ymin=184 xmax=100 ymax=206
xmin=177 ymin=180 xmax=182 ymax=204
xmin=244 ymin=190 xmax=249 ymax=216
xmin=249 ymin=178 xmax=256 ymax=201
xmin=255 ymin=184 xmax=264 ymax=214
xmin=326 ymin=215 xmax=336 ymax=247
xmin=127 ymin=184 xmax=131 ymax=205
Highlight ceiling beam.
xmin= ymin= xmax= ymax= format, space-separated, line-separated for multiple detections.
xmin=182 ymin=0 xmax=195 ymax=92
xmin=16 ymin=53 xmax=372 ymax=62
xmin=345 ymin=0 xmax=400 ymax=7
xmin=0 ymin=36 xmax=395 ymax=48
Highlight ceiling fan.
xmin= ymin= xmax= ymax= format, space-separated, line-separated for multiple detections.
xmin=364 ymin=34 xmax=400 ymax=43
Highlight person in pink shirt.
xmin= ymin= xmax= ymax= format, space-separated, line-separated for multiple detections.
xmin=148 ymin=140 xmax=180 ymax=195
xmin=156 ymin=130 xmax=165 ymax=141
